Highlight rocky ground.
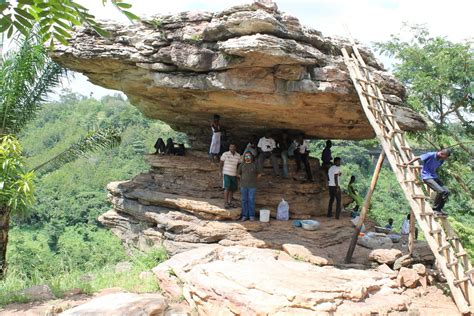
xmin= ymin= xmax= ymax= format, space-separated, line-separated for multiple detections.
xmin=0 ymin=250 xmax=459 ymax=316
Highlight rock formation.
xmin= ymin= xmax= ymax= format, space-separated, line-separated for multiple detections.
xmin=51 ymin=0 xmax=426 ymax=150
xmin=152 ymin=245 xmax=440 ymax=315
xmin=100 ymin=152 xmax=356 ymax=257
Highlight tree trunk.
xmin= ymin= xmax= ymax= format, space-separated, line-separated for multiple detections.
xmin=0 ymin=205 xmax=10 ymax=279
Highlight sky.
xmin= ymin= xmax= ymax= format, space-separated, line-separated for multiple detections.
xmin=65 ymin=0 xmax=473 ymax=98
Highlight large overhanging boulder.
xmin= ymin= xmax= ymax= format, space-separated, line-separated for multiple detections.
xmin=51 ymin=0 xmax=426 ymax=149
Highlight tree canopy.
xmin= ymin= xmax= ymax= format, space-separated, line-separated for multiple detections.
xmin=0 ymin=0 xmax=138 ymax=46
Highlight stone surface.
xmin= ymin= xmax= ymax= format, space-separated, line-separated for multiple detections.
xmin=153 ymin=245 xmax=413 ymax=315
xmin=397 ymin=267 xmax=421 ymax=289
xmin=412 ymin=263 xmax=426 ymax=276
xmin=369 ymin=248 xmax=403 ymax=265
xmin=60 ymin=293 xmax=167 ymax=316
xmin=376 ymin=264 xmax=397 ymax=277
xmin=114 ymin=261 xmax=133 ymax=273
xmin=21 ymin=285 xmax=55 ymax=302
xmin=282 ymin=243 xmax=333 ymax=265
xmin=51 ymin=1 xmax=426 ymax=150
xmin=357 ymin=233 xmax=393 ymax=249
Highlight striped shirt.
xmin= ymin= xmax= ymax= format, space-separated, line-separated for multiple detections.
xmin=221 ymin=151 xmax=241 ymax=176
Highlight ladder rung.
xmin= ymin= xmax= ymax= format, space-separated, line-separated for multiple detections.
xmin=456 ymin=251 xmax=467 ymax=257
xmin=438 ymin=243 xmax=451 ymax=252
xmin=454 ymin=277 xmax=470 ymax=286
xmin=357 ymin=77 xmax=377 ymax=85
xmin=362 ymin=91 xmax=388 ymax=102
xmin=447 ymin=259 xmax=459 ymax=268
xmin=400 ymin=146 xmax=411 ymax=151
xmin=403 ymin=179 xmax=418 ymax=183
xmin=447 ymin=236 xmax=460 ymax=241
xmin=412 ymin=194 xmax=431 ymax=200
xmin=367 ymin=105 xmax=382 ymax=112
xmin=430 ymin=229 xmax=442 ymax=235
xmin=408 ymin=165 xmax=423 ymax=169
xmin=420 ymin=212 xmax=434 ymax=216
xmin=392 ymin=129 xmax=404 ymax=134
xmin=464 ymin=268 xmax=474 ymax=276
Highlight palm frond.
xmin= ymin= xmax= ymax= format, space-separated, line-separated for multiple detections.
xmin=0 ymin=30 xmax=64 ymax=134
xmin=32 ymin=127 xmax=122 ymax=175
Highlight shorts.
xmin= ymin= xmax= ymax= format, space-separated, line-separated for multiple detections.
xmin=223 ymin=175 xmax=238 ymax=191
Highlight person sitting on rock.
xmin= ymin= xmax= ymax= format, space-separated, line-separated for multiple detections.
xmin=220 ymin=142 xmax=241 ymax=209
xmin=294 ymin=134 xmax=313 ymax=182
xmin=238 ymin=151 xmax=262 ymax=221
xmin=165 ymin=138 xmax=175 ymax=155
xmin=385 ymin=218 xmax=394 ymax=230
xmin=153 ymin=137 xmax=166 ymax=155
xmin=321 ymin=140 xmax=333 ymax=174
xmin=277 ymin=131 xmax=292 ymax=179
xmin=327 ymin=157 xmax=342 ymax=219
xmin=257 ymin=131 xmax=279 ymax=177
xmin=347 ymin=175 xmax=363 ymax=213
xmin=209 ymin=114 xmax=222 ymax=162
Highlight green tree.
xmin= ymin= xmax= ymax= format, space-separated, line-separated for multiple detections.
xmin=0 ymin=0 xmax=138 ymax=46
xmin=0 ymin=136 xmax=34 ymax=276
xmin=0 ymin=32 xmax=120 ymax=278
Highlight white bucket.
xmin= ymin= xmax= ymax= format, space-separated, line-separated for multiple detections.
xmin=260 ymin=209 xmax=270 ymax=222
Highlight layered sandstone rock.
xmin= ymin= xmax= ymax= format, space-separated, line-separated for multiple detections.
xmin=153 ymin=245 xmax=411 ymax=315
xmin=51 ymin=1 xmax=426 ymax=149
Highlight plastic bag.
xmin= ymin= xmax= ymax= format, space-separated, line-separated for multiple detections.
xmin=276 ymin=199 xmax=289 ymax=220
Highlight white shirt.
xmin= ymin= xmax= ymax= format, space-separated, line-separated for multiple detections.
xmin=328 ymin=165 xmax=341 ymax=186
xmin=257 ymin=137 xmax=276 ymax=152
xmin=220 ymin=151 xmax=241 ymax=176
xmin=298 ymin=139 xmax=309 ymax=154
xmin=401 ymin=219 xmax=410 ymax=235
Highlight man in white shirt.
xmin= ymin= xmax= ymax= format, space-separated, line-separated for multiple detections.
xmin=220 ymin=142 xmax=241 ymax=209
xmin=294 ymin=134 xmax=313 ymax=181
xmin=257 ymin=131 xmax=280 ymax=177
xmin=327 ymin=157 xmax=342 ymax=219
xmin=401 ymin=213 xmax=418 ymax=239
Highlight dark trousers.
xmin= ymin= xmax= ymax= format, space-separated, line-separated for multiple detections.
xmin=294 ymin=151 xmax=313 ymax=180
xmin=258 ymin=151 xmax=279 ymax=176
xmin=328 ymin=186 xmax=341 ymax=219
xmin=154 ymin=138 xmax=165 ymax=154
xmin=423 ymin=178 xmax=449 ymax=211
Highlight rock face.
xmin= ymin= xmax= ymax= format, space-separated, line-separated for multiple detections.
xmin=100 ymin=152 xmax=359 ymax=257
xmin=153 ymin=245 xmax=412 ymax=315
xmin=60 ymin=293 xmax=167 ymax=316
xmin=51 ymin=0 xmax=426 ymax=149
xmin=369 ymin=248 xmax=403 ymax=265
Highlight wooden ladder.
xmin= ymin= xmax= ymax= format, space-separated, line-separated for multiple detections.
xmin=341 ymin=43 xmax=474 ymax=314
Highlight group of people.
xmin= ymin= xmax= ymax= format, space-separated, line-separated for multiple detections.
xmin=152 ymin=114 xmax=452 ymax=223
xmin=212 ymin=115 xmax=346 ymax=220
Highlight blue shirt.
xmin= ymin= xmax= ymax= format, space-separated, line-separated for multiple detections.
xmin=420 ymin=152 xmax=444 ymax=180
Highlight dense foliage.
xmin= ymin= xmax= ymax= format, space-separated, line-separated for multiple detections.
xmin=0 ymin=93 xmax=180 ymax=305
xmin=0 ymin=0 xmax=138 ymax=46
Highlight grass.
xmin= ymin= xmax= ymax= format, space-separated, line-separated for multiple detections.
xmin=0 ymin=247 xmax=167 ymax=307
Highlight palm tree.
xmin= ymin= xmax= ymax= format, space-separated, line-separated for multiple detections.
xmin=0 ymin=31 xmax=120 ymax=278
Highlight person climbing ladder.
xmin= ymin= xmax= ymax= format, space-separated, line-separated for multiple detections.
xmin=404 ymin=148 xmax=451 ymax=217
